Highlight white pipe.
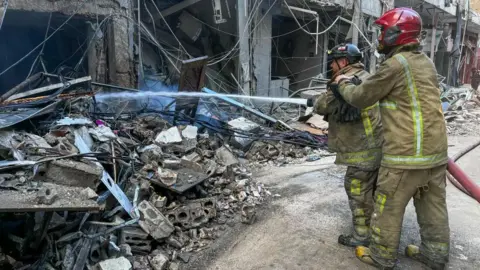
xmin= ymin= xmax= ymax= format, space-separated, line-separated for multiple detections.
xmin=316 ymin=17 xmax=319 ymax=55
xmin=283 ymin=0 xmax=373 ymax=47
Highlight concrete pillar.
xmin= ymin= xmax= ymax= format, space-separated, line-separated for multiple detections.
xmin=112 ymin=16 xmax=136 ymax=88
xmin=252 ymin=1 xmax=272 ymax=97
xmin=352 ymin=0 xmax=361 ymax=45
xmin=237 ymin=0 xmax=250 ymax=95
xmin=430 ymin=10 xmax=438 ymax=61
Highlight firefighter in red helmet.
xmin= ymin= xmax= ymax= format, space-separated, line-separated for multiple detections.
xmin=330 ymin=7 xmax=450 ymax=269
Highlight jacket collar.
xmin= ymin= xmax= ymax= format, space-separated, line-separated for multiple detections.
xmin=330 ymin=62 xmax=364 ymax=82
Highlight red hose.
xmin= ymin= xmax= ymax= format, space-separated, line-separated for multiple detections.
xmin=447 ymin=158 xmax=480 ymax=203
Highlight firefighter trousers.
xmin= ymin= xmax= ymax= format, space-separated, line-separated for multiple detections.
xmin=369 ymin=165 xmax=450 ymax=267
xmin=344 ymin=166 xmax=378 ymax=240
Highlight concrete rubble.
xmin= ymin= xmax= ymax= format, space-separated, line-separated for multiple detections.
xmin=0 ymin=93 xmax=327 ymax=270
xmin=442 ymin=84 xmax=480 ymax=136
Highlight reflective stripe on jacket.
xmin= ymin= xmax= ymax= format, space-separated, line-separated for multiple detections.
xmin=314 ymin=63 xmax=383 ymax=170
xmin=338 ymin=49 xmax=448 ymax=169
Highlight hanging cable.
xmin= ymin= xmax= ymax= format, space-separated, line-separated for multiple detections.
xmin=283 ymin=0 xmax=373 ymax=47
xmin=0 ymin=0 xmax=9 ymax=30
xmin=0 ymin=12 xmax=77 ymax=77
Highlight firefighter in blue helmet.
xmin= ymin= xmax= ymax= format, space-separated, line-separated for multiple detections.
xmin=309 ymin=43 xmax=383 ymax=247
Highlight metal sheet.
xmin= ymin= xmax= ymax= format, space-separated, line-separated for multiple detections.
xmin=0 ymin=101 xmax=59 ymax=129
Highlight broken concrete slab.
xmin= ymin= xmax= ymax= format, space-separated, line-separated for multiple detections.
xmin=138 ymin=144 xmax=163 ymax=163
xmin=36 ymin=187 xmax=58 ymax=205
xmin=148 ymin=252 xmax=169 ymax=270
xmin=0 ymin=182 xmax=100 ymax=212
xmin=215 ymin=146 xmax=239 ymax=166
xmin=168 ymin=139 xmax=197 ymax=155
xmin=95 ymin=257 xmax=132 ymax=270
xmin=148 ymin=168 xmax=209 ymax=194
xmin=89 ymin=126 xmax=117 ymax=142
xmin=228 ymin=117 xmax=260 ymax=150
xmin=155 ymin=127 xmax=182 ymax=144
xmin=42 ymin=159 xmax=102 ymax=188
xmin=80 ymin=187 xmax=98 ymax=200
xmin=181 ymin=125 xmax=198 ymax=140
xmin=137 ymin=200 xmax=175 ymax=241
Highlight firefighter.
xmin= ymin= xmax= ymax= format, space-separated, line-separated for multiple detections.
xmin=308 ymin=44 xmax=383 ymax=247
xmin=331 ymin=7 xmax=449 ymax=270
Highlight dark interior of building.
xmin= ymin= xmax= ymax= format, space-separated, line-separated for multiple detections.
xmin=0 ymin=10 xmax=89 ymax=94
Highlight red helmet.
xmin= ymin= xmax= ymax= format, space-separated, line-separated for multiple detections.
xmin=375 ymin=7 xmax=422 ymax=52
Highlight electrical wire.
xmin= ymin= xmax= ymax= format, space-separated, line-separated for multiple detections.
xmin=283 ymin=1 xmax=373 ymax=47
xmin=149 ymin=0 xmax=192 ymax=58
xmin=27 ymin=12 xmax=52 ymax=79
xmin=0 ymin=12 xmax=78 ymax=77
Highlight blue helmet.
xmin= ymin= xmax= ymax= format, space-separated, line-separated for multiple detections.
xmin=327 ymin=44 xmax=363 ymax=64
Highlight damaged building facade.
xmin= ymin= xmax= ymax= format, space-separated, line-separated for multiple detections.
xmin=2 ymin=0 xmax=480 ymax=97
xmin=0 ymin=0 xmax=136 ymax=90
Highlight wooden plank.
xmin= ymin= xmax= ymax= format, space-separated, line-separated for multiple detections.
xmin=6 ymin=76 xmax=92 ymax=101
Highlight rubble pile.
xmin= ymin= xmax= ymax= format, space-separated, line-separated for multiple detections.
xmin=441 ymin=84 xmax=480 ymax=136
xmin=0 ymin=90 xmax=327 ymax=270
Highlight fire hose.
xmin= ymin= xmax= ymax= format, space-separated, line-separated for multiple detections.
xmin=447 ymin=139 xmax=480 ymax=203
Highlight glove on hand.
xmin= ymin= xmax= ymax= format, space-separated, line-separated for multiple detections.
xmin=331 ymin=75 xmax=363 ymax=123
xmin=327 ymin=82 xmax=345 ymax=102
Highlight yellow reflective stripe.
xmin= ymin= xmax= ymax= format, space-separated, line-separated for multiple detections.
xmin=383 ymin=151 xmax=448 ymax=165
xmin=376 ymin=194 xmax=386 ymax=214
xmin=361 ymin=111 xmax=374 ymax=147
xmin=351 ymin=179 xmax=361 ymax=196
xmin=364 ymin=103 xmax=379 ymax=110
xmin=394 ymin=54 xmax=424 ymax=156
xmin=353 ymin=208 xmax=365 ymax=217
xmin=372 ymin=244 xmax=397 ymax=259
xmin=339 ymin=149 xmax=382 ymax=163
xmin=379 ymin=100 xmax=397 ymax=109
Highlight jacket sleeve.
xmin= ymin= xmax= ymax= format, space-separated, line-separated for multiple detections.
xmin=313 ymin=91 xmax=336 ymax=115
xmin=338 ymin=58 xmax=400 ymax=109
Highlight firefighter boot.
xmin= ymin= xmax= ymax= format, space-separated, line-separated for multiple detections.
xmin=338 ymin=226 xmax=370 ymax=247
xmin=355 ymin=246 xmax=395 ymax=270
xmin=405 ymin=245 xmax=447 ymax=270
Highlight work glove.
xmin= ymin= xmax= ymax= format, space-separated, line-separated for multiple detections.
xmin=330 ymin=76 xmax=363 ymax=123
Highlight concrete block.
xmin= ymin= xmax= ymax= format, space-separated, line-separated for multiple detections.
xmin=155 ymin=127 xmax=182 ymax=144
xmin=166 ymin=197 xmax=216 ymax=228
xmin=148 ymin=252 xmax=169 ymax=270
xmin=181 ymin=125 xmax=198 ymax=139
xmin=95 ymin=257 xmax=132 ymax=270
xmin=43 ymin=159 xmax=102 ymax=188
xmin=138 ymin=200 xmax=174 ymax=241
xmin=228 ymin=117 xmax=260 ymax=150
xmin=120 ymin=227 xmax=152 ymax=253
xmin=150 ymin=194 xmax=167 ymax=209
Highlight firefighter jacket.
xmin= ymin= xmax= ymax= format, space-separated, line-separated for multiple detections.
xmin=338 ymin=47 xmax=448 ymax=170
xmin=314 ymin=63 xmax=383 ymax=170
